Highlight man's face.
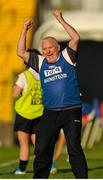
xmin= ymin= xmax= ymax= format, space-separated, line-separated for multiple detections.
xmin=42 ymin=38 xmax=60 ymax=63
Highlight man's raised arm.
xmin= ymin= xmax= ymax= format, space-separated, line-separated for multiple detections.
xmin=17 ymin=20 xmax=33 ymax=62
xmin=53 ymin=10 xmax=80 ymax=51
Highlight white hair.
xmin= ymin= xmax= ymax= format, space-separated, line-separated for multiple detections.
xmin=42 ymin=36 xmax=59 ymax=46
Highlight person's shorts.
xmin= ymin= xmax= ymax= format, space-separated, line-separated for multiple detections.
xmin=14 ymin=113 xmax=42 ymax=134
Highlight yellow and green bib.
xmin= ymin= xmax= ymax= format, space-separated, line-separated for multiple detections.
xmin=15 ymin=70 xmax=43 ymax=119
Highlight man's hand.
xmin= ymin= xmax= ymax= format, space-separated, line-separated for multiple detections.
xmin=53 ymin=10 xmax=80 ymax=51
xmin=23 ymin=20 xmax=33 ymax=31
xmin=53 ymin=10 xmax=64 ymax=23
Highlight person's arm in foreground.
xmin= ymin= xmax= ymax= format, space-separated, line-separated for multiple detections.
xmin=13 ymin=85 xmax=22 ymax=100
xmin=13 ymin=73 xmax=25 ymax=100
xmin=53 ymin=10 xmax=80 ymax=51
xmin=17 ymin=20 xmax=33 ymax=62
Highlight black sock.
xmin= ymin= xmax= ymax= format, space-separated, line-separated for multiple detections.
xmin=19 ymin=160 xmax=28 ymax=171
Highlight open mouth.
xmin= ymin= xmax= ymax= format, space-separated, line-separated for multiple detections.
xmin=47 ymin=52 xmax=53 ymax=56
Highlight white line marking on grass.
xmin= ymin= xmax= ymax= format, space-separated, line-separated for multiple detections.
xmin=0 ymin=159 xmax=18 ymax=167
xmin=0 ymin=148 xmax=68 ymax=168
xmin=0 ymin=155 xmax=34 ymax=168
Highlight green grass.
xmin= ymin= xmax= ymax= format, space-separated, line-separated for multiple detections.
xmin=0 ymin=142 xmax=103 ymax=179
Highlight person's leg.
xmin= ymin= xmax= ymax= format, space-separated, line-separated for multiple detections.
xmin=33 ymin=109 xmax=60 ymax=178
xmin=14 ymin=113 xmax=34 ymax=174
xmin=63 ymin=108 xmax=88 ymax=178
xmin=30 ymin=117 xmax=42 ymax=145
xmin=31 ymin=134 xmax=36 ymax=145
xmin=17 ymin=131 xmax=30 ymax=171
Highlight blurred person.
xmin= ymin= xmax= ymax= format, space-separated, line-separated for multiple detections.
xmin=13 ymin=49 xmax=43 ymax=174
xmin=99 ymin=101 xmax=103 ymax=123
xmin=17 ymin=10 xmax=88 ymax=178
xmin=82 ymin=102 xmax=92 ymax=127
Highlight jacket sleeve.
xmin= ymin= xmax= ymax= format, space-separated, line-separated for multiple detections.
xmin=27 ymin=52 xmax=40 ymax=73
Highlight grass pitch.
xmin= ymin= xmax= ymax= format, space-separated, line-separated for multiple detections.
xmin=0 ymin=141 xmax=103 ymax=179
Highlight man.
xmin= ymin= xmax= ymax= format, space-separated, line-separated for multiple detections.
xmin=17 ymin=10 xmax=88 ymax=178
